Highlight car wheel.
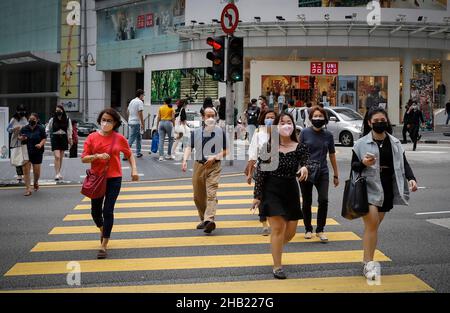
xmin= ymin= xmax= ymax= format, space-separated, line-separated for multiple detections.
xmin=340 ymin=131 xmax=354 ymax=147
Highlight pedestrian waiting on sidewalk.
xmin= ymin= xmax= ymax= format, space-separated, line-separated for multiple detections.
xmin=181 ymin=107 xmax=228 ymax=235
xmin=81 ymin=108 xmax=139 ymax=259
xmin=244 ymin=109 xmax=278 ymax=236
xmin=156 ymin=98 xmax=175 ymax=161
xmin=351 ymin=107 xmax=418 ymax=281
xmin=7 ymin=104 xmax=29 ymax=182
xmin=127 ymin=89 xmax=145 ymax=159
xmin=18 ymin=113 xmax=47 ymax=196
xmin=251 ymin=112 xmax=310 ymax=280
xmin=46 ymin=105 xmax=73 ymax=181
xmin=299 ymin=106 xmax=339 ymax=243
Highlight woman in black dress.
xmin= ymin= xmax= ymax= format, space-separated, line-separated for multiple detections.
xmin=46 ymin=105 xmax=72 ymax=181
xmin=19 ymin=113 xmax=47 ymax=196
xmin=251 ymin=112 xmax=310 ymax=279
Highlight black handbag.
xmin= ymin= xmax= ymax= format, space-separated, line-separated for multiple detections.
xmin=307 ymin=160 xmax=321 ymax=184
xmin=341 ymin=171 xmax=369 ymax=220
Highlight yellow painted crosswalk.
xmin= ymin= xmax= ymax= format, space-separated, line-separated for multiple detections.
xmin=2 ymin=180 xmax=434 ymax=292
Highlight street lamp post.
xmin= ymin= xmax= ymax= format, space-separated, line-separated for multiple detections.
xmin=77 ymin=52 xmax=96 ymax=122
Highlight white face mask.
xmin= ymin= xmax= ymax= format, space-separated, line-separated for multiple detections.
xmin=278 ymin=124 xmax=294 ymax=137
xmin=257 ymin=100 xmax=262 ymax=106
xmin=101 ymin=121 xmax=113 ymax=132
xmin=204 ymin=118 xmax=216 ymax=127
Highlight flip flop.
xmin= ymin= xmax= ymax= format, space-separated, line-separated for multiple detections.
xmin=97 ymin=249 xmax=107 ymax=259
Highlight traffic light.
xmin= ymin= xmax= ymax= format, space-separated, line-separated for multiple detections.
xmin=227 ymin=36 xmax=243 ymax=82
xmin=206 ymin=36 xmax=225 ymax=81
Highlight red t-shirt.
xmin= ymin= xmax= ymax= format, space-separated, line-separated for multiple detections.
xmin=81 ymin=131 xmax=132 ymax=178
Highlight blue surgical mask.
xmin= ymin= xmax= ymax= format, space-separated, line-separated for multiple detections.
xmin=264 ymin=119 xmax=274 ymax=126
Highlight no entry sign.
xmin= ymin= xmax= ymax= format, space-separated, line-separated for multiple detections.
xmin=221 ymin=3 xmax=239 ymax=34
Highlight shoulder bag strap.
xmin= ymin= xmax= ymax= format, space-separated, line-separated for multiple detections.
xmin=103 ymin=133 xmax=118 ymax=174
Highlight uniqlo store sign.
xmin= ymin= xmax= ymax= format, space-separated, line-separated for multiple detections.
xmin=310 ymin=62 xmax=339 ymax=75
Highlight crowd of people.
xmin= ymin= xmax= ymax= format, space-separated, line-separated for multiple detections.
xmin=6 ymin=90 xmax=422 ymax=281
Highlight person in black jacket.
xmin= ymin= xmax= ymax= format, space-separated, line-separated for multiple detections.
xmin=402 ymin=100 xmax=412 ymax=144
xmin=407 ymin=102 xmax=425 ymax=151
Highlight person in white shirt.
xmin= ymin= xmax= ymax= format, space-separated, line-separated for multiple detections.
xmin=244 ymin=109 xmax=277 ymax=236
xmin=127 ymin=89 xmax=145 ymax=158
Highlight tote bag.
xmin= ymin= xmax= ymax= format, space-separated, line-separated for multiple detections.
xmin=341 ymin=171 xmax=369 ymax=220
xmin=10 ymin=144 xmax=29 ymax=167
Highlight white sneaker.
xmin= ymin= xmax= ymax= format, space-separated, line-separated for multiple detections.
xmin=316 ymin=232 xmax=328 ymax=243
xmin=165 ymin=155 xmax=175 ymax=160
xmin=363 ymin=261 xmax=378 ymax=281
xmin=304 ymin=232 xmax=313 ymax=239
xmin=158 ymin=156 xmax=164 ymax=162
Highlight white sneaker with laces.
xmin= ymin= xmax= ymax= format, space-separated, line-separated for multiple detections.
xmin=304 ymin=232 xmax=313 ymax=239
xmin=158 ymin=156 xmax=164 ymax=162
xmin=363 ymin=261 xmax=378 ymax=281
xmin=316 ymin=232 xmax=328 ymax=242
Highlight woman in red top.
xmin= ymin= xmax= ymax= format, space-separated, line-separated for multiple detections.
xmin=82 ymin=108 xmax=139 ymax=259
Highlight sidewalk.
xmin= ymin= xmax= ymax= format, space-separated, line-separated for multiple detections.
xmin=392 ymin=125 xmax=450 ymax=144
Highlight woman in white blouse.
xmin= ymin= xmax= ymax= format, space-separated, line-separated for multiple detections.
xmin=244 ymin=110 xmax=277 ymax=236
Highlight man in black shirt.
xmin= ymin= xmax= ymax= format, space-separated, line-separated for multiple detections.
xmin=407 ymin=103 xmax=425 ymax=151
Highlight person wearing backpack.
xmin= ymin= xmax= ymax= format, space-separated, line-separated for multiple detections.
xmin=245 ymin=99 xmax=260 ymax=144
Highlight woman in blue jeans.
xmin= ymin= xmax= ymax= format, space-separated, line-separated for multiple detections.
xmin=299 ymin=106 xmax=339 ymax=243
xmin=156 ymin=98 xmax=175 ymax=161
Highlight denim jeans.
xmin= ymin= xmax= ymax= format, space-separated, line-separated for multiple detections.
xmin=91 ymin=177 xmax=122 ymax=238
xmin=128 ymin=124 xmax=142 ymax=155
xmin=300 ymin=173 xmax=329 ymax=233
xmin=158 ymin=121 xmax=174 ymax=157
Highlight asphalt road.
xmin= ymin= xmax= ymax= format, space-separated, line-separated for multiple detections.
xmin=0 ymin=143 xmax=449 ymax=292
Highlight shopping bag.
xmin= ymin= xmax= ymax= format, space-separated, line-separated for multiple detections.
xmin=151 ymin=132 xmax=159 ymax=153
xmin=10 ymin=144 xmax=28 ymax=167
xmin=341 ymin=171 xmax=369 ymax=220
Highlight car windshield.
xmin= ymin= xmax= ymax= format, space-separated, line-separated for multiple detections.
xmin=334 ymin=109 xmax=363 ymax=121
xmin=186 ymin=113 xmax=199 ymax=121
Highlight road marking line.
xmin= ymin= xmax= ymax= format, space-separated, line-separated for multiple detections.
xmin=31 ymin=232 xmax=359 ymax=252
xmin=415 ymin=211 xmax=450 ymax=215
xmin=74 ymin=199 xmax=254 ymax=210
xmin=426 ymin=218 xmax=450 ymax=230
xmin=49 ymin=219 xmax=339 ymax=235
xmin=4 ymin=250 xmax=389 ymax=276
xmin=0 ymin=274 xmax=432 ymax=293
xmin=81 ymin=190 xmax=253 ymax=202
xmin=64 ymin=207 xmax=319 ymax=221
xmin=119 ymin=183 xmax=253 ymax=192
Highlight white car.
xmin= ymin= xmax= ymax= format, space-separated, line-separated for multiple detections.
xmin=296 ymin=107 xmax=363 ymax=146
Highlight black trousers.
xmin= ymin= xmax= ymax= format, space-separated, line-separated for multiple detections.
xmin=69 ymin=142 xmax=78 ymax=158
xmin=402 ymin=124 xmax=409 ymax=142
xmin=91 ymin=177 xmax=122 ymax=238
xmin=300 ymin=174 xmax=329 ymax=233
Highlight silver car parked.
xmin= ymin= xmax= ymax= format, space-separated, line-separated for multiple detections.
xmin=295 ymin=107 xmax=363 ymax=146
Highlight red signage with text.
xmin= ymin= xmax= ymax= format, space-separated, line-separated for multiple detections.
xmin=310 ymin=62 xmax=323 ymax=75
xmin=325 ymin=62 xmax=339 ymax=75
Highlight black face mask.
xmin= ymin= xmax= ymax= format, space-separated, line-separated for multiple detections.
xmin=371 ymin=121 xmax=388 ymax=134
xmin=311 ymin=119 xmax=326 ymax=129
xmin=56 ymin=111 xmax=63 ymax=117
xmin=19 ymin=111 xmax=27 ymax=117
xmin=29 ymin=120 xmax=37 ymax=127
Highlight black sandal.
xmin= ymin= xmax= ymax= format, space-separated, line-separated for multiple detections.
xmin=97 ymin=249 xmax=107 ymax=259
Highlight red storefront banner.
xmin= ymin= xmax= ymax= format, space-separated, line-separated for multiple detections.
xmin=299 ymin=76 xmax=309 ymax=89
xmin=310 ymin=62 xmax=323 ymax=75
xmin=325 ymin=62 xmax=339 ymax=75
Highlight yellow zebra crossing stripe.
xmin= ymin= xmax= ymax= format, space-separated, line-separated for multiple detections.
xmin=31 ymin=232 xmax=360 ymax=252
xmin=74 ymin=199 xmax=253 ymax=210
xmin=5 ymin=250 xmax=390 ymax=276
xmin=49 ymin=218 xmax=339 ymax=235
xmin=63 ymin=207 xmax=319 ymax=221
xmin=82 ymin=190 xmax=253 ymax=202
xmin=0 ymin=274 xmax=433 ymax=293
xmin=119 ymin=183 xmax=253 ymax=193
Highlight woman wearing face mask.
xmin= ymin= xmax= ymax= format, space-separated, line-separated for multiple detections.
xmin=46 ymin=105 xmax=72 ymax=181
xmin=351 ymin=108 xmax=417 ymax=280
xmin=18 ymin=113 xmax=47 ymax=196
xmin=7 ymin=104 xmax=29 ymax=182
xmin=82 ymin=108 xmax=139 ymax=259
xmin=251 ymin=112 xmax=310 ymax=279
xmin=245 ymin=110 xmax=278 ymax=236
xmin=299 ymin=106 xmax=339 ymax=242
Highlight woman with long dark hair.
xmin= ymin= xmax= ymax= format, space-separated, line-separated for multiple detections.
xmin=251 ymin=112 xmax=310 ymax=279
xmin=81 ymin=108 xmax=139 ymax=259
xmin=351 ymin=108 xmax=417 ymax=280
xmin=46 ymin=104 xmax=72 ymax=180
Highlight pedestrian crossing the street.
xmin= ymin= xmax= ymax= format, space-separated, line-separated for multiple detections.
xmin=1 ymin=178 xmax=433 ymax=293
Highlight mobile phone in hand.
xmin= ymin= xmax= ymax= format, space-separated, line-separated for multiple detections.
xmin=365 ymin=152 xmax=376 ymax=159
